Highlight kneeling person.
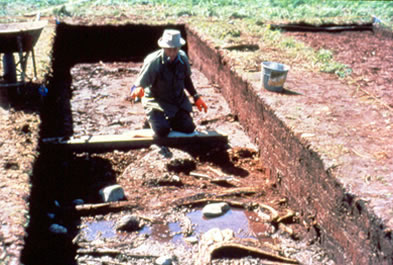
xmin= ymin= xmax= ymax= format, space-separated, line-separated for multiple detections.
xmin=131 ymin=29 xmax=207 ymax=137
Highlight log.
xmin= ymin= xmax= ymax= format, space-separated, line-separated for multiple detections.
xmin=275 ymin=209 xmax=295 ymax=224
xmin=77 ymin=248 xmax=158 ymax=259
xmin=279 ymin=223 xmax=294 ymax=237
xmin=222 ymin=44 xmax=259 ymax=51
xmin=218 ymin=187 xmax=261 ymax=196
xmin=190 ymin=171 xmax=238 ymax=187
xmin=258 ymin=203 xmax=279 ymax=223
xmin=269 ymin=22 xmax=373 ymax=32
xmin=75 ymin=201 xmax=138 ymax=215
xmin=208 ymin=242 xmax=299 ymax=264
xmin=42 ymin=129 xmax=227 ymax=152
xmin=177 ymin=198 xmax=249 ymax=208
xmin=190 ymin=171 xmax=212 ymax=180
xmin=173 ymin=187 xmax=261 ymax=206
xmin=210 ymin=178 xmax=238 ymax=187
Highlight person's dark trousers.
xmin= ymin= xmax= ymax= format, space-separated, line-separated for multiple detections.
xmin=148 ymin=109 xmax=196 ymax=137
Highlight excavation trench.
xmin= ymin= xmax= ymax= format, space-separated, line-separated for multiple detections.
xmin=19 ymin=23 xmax=389 ymax=264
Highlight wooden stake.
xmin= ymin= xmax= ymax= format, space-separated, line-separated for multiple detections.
xmin=173 ymin=187 xmax=261 ymax=206
xmin=75 ymin=201 xmax=137 ymax=215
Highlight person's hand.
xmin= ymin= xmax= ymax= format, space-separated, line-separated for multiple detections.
xmin=131 ymin=86 xmax=144 ymax=99
xmin=195 ymin=97 xmax=208 ymax=112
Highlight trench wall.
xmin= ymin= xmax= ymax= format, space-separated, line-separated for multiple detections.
xmin=185 ymin=25 xmax=392 ymax=265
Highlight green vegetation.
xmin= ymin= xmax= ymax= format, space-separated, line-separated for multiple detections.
xmin=2 ymin=0 xmax=393 ymax=26
xmin=0 ymin=0 xmax=389 ymax=79
xmin=315 ymin=49 xmax=352 ymax=78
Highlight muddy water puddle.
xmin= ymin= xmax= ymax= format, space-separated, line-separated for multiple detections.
xmin=187 ymin=208 xmax=271 ymax=240
xmin=81 ymin=220 xmax=117 ymax=241
xmin=81 ymin=208 xmax=272 ymax=244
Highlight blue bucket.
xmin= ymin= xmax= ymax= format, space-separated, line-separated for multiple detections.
xmin=261 ymin=61 xmax=290 ymax=92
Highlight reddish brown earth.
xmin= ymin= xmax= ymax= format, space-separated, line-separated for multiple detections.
xmin=1 ymin=19 xmax=392 ymax=265
xmin=285 ymin=30 xmax=393 ymax=108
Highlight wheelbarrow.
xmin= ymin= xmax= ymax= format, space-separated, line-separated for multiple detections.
xmin=0 ymin=20 xmax=47 ymax=87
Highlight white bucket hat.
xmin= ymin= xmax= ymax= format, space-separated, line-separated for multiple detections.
xmin=158 ymin=29 xmax=186 ymax=48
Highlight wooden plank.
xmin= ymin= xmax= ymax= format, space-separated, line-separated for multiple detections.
xmin=42 ymin=129 xmax=227 ymax=152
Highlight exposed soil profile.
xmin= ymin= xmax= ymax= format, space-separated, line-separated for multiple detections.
xmin=0 ymin=20 xmax=392 ymax=265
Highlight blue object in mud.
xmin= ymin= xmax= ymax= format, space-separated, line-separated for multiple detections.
xmin=38 ymin=84 xmax=48 ymax=96
xmin=130 ymin=84 xmax=141 ymax=102
xmin=130 ymin=84 xmax=136 ymax=93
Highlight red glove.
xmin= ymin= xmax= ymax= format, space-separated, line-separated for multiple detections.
xmin=131 ymin=86 xmax=144 ymax=99
xmin=195 ymin=97 xmax=208 ymax=112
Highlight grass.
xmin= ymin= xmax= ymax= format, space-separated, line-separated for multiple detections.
xmin=0 ymin=0 xmax=390 ymax=80
xmin=1 ymin=0 xmax=393 ymax=26
xmin=316 ymin=49 xmax=352 ymax=78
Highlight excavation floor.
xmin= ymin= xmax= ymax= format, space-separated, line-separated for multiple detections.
xmin=65 ymin=62 xmax=333 ymax=264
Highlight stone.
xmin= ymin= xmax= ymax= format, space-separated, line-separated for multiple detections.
xmin=155 ymin=255 xmax=173 ymax=265
xmin=150 ymin=144 xmax=172 ymax=158
xmin=53 ymin=200 xmax=61 ymax=208
xmin=172 ymin=175 xmax=180 ymax=182
xmin=202 ymin=202 xmax=230 ymax=218
xmin=99 ymin=184 xmax=125 ymax=202
xmin=72 ymin=198 xmax=85 ymax=205
xmin=47 ymin=213 xmax=56 ymax=220
xmin=49 ymin=223 xmax=68 ymax=235
xmin=184 ymin=236 xmax=198 ymax=244
xmin=201 ymin=228 xmax=234 ymax=243
xmin=115 ymin=215 xmax=142 ymax=231
xmin=166 ymin=157 xmax=196 ymax=173
xmin=221 ymin=228 xmax=235 ymax=241
xmin=156 ymin=174 xmax=183 ymax=186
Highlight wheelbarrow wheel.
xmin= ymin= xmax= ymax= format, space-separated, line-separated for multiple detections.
xmin=2 ymin=53 xmax=17 ymax=84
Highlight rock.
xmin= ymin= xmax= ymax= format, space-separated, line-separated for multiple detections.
xmin=150 ymin=144 xmax=172 ymax=158
xmin=99 ymin=184 xmax=125 ymax=202
xmin=167 ymin=149 xmax=196 ymax=173
xmin=201 ymin=228 xmax=234 ymax=243
xmin=47 ymin=213 xmax=56 ymax=220
xmin=202 ymin=202 xmax=230 ymax=218
xmin=220 ymin=228 xmax=234 ymax=241
xmin=53 ymin=200 xmax=61 ymax=208
xmin=157 ymin=174 xmax=183 ymax=186
xmin=158 ymin=145 xmax=172 ymax=158
xmin=184 ymin=236 xmax=198 ymax=244
xmin=198 ymin=228 xmax=235 ymax=264
xmin=172 ymin=175 xmax=180 ymax=182
xmin=72 ymin=198 xmax=85 ymax=205
xmin=49 ymin=223 xmax=68 ymax=235
xmin=155 ymin=255 xmax=173 ymax=265
xmin=115 ymin=215 xmax=142 ymax=231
